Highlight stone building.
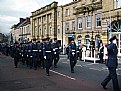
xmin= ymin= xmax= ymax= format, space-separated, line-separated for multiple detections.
xmin=30 ymin=2 xmax=58 ymax=41
xmin=11 ymin=17 xmax=31 ymax=43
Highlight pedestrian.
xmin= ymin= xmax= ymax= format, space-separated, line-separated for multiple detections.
xmin=44 ymin=37 xmax=53 ymax=76
xmin=89 ymin=37 xmax=95 ymax=57
xmin=97 ymin=37 xmax=102 ymax=51
xmin=101 ymin=36 xmax=120 ymax=91
xmin=98 ymin=43 xmax=104 ymax=63
xmin=82 ymin=44 xmax=86 ymax=61
xmin=53 ymin=38 xmax=60 ymax=68
xmin=68 ymin=38 xmax=77 ymax=73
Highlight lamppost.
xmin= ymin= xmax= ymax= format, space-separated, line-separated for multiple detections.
xmin=61 ymin=5 xmax=64 ymax=54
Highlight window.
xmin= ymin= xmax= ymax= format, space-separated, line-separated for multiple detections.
xmin=78 ymin=17 xmax=82 ymax=29
xmin=58 ymin=11 xmax=60 ymax=17
xmin=40 ymin=27 xmax=42 ymax=35
xmin=95 ymin=13 xmax=101 ymax=27
xmin=49 ymin=24 xmax=52 ymax=35
xmin=40 ymin=17 xmax=41 ymax=22
xmin=50 ymin=14 xmax=52 ymax=20
xmin=86 ymin=15 xmax=91 ymax=28
xmin=72 ymin=21 xmax=75 ymax=30
xmin=58 ymin=25 xmax=60 ymax=34
xmin=65 ymin=22 xmax=69 ymax=31
xmin=114 ymin=0 xmax=121 ymax=9
xmin=65 ymin=9 xmax=70 ymax=16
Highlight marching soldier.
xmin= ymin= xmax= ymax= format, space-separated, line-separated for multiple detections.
xmin=68 ymin=38 xmax=77 ymax=73
xmin=13 ymin=42 xmax=20 ymax=68
xmin=31 ymin=38 xmax=38 ymax=70
xmin=101 ymin=36 xmax=120 ymax=91
xmin=44 ymin=37 xmax=53 ymax=76
xmin=53 ymin=38 xmax=60 ymax=68
xmin=27 ymin=41 xmax=33 ymax=68
xmin=37 ymin=41 xmax=42 ymax=68
xmin=41 ymin=38 xmax=46 ymax=69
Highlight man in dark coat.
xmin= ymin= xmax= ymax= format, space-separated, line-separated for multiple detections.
xmin=53 ymin=38 xmax=60 ymax=68
xmin=68 ymin=38 xmax=77 ymax=73
xmin=101 ymin=36 xmax=120 ymax=91
xmin=13 ymin=42 xmax=20 ymax=68
xmin=43 ymin=37 xmax=53 ymax=76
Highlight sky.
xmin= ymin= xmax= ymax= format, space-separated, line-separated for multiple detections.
xmin=0 ymin=0 xmax=72 ymax=34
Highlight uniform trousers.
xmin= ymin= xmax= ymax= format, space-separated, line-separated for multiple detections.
xmin=101 ymin=67 xmax=120 ymax=91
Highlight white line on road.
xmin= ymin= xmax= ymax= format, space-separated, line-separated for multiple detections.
xmin=62 ymin=62 xmax=68 ymax=64
xmin=83 ymin=63 xmax=98 ymax=67
xmin=89 ymin=68 xmax=101 ymax=71
xmin=76 ymin=65 xmax=82 ymax=67
xmin=50 ymin=70 xmax=76 ymax=80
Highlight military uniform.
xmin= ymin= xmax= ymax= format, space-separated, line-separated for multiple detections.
xmin=44 ymin=38 xmax=53 ymax=76
xmin=13 ymin=42 xmax=20 ymax=68
xmin=101 ymin=36 xmax=120 ymax=91
xmin=69 ymin=38 xmax=77 ymax=73
xmin=31 ymin=39 xmax=38 ymax=70
xmin=53 ymin=38 xmax=60 ymax=68
xmin=37 ymin=41 xmax=42 ymax=68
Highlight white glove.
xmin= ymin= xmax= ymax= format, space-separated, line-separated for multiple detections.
xmin=44 ymin=56 xmax=46 ymax=59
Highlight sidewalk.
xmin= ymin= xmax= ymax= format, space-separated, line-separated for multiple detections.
xmin=60 ymin=54 xmax=121 ymax=64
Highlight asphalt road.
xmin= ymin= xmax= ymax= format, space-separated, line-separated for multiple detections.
xmin=0 ymin=53 xmax=121 ymax=91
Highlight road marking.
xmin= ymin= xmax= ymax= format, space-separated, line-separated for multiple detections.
xmin=76 ymin=65 xmax=82 ymax=67
xmin=50 ymin=70 xmax=76 ymax=80
xmin=62 ymin=62 xmax=68 ymax=64
xmin=89 ymin=68 xmax=101 ymax=71
xmin=83 ymin=63 xmax=98 ymax=67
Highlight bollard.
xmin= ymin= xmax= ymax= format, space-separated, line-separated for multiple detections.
xmin=94 ymin=50 xmax=96 ymax=64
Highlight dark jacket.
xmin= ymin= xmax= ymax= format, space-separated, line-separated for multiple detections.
xmin=106 ymin=43 xmax=118 ymax=68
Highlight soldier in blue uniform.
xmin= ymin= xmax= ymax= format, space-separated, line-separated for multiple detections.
xmin=31 ymin=38 xmax=38 ymax=70
xmin=68 ymin=38 xmax=77 ymax=73
xmin=43 ymin=37 xmax=53 ymax=76
xmin=53 ymin=38 xmax=60 ymax=68
xmin=101 ymin=36 xmax=120 ymax=91
xmin=13 ymin=42 xmax=20 ymax=68
xmin=37 ymin=41 xmax=42 ymax=68
xmin=27 ymin=41 xmax=33 ymax=68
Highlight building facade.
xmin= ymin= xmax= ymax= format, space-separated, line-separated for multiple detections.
xmin=30 ymin=2 xmax=58 ymax=41
xmin=11 ymin=18 xmax=31 ymax=43
xmin=30 ymin=0 xmax=121 ymax=55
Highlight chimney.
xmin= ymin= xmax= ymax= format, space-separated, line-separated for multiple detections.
xmin=20 ymin=18 xmax=26 ymax=23
xmin=26 ymin=17 xmax=30 ymax=22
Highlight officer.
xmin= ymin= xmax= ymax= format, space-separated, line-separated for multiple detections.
xmin=27 ymin=41 xmax=33 ymax=68
xmin=13 ymin=42 xmax=20 ymax=68
xmin=44 ymin=37 xmax=53 ymax=76
xmin=41 ymin=38 xmax=46 ymax=69
xmin=31 ymin=38 xmax=38 ymax=70
xmin=37 ymin=41 xmax=42 ymax=68
xmin=53 ymin=38 xmax=60 ymax=68
xmin=68 ymin=38 xmax=77 ymax=73
xmin=101 ymin=36 xmax=120 ymax=91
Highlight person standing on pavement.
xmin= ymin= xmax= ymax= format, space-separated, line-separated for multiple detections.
xmin=101 ymin=36 xmax=120 ymax=91
xmin=53 ymin=38 xmax=60 ymax=68
xmin=98 ymin=43 xmax=104 ymax=63
xmin=68 ymin=38 xmax=77 ymax=73
xmin=43 ymin=37 xmax=53 ymax=76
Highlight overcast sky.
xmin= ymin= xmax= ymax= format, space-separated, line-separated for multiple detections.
xmin=0 ymin=0 xmax=72 ymax=34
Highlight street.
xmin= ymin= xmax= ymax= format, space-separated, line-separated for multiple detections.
xmin=0 ymin=53 xmax=121 ymax=91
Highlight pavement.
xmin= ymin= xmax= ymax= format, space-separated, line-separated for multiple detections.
xmin=0 ymin=53 xmax=121 ymax=91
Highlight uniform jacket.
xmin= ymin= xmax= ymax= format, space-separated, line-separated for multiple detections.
xmin=106 ymin=43 xmax=118 ymax=68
